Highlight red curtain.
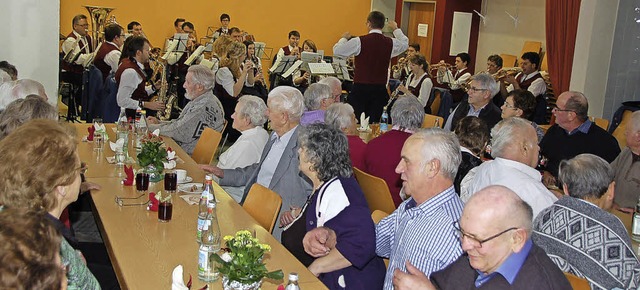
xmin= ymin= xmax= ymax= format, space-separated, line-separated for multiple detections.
xmin=545 ymin=0 xmax=581 ymax=123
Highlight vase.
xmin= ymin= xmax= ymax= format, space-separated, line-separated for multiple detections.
xmin=146 ymin=164 xmax=163 ymax=183
xmin=222 ymin=276 xmax=262 ymax=290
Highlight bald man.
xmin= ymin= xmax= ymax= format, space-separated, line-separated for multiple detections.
xmin=392 ymin=185 xmax=570 ymax=289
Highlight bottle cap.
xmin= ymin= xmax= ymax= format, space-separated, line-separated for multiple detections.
xmin=205 ymin=174 xmax=213 ymax=181
xmin=288 ymin=272 xmax=298 ymax=281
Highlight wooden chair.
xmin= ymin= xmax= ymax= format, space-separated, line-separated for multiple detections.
xmin=191 ymin=121 xmax=226 ymax=165
xmin=613 ymin=110 xmax=635 ymax=149
xmin=371 ymin=210 xmax=389 ymax=224
xmin=422 ymin=114 xmax=444 ymax=128
xmin=242 ymin=184 xmax=282 ymax=233
xmin=429 ymin=89 xmax=442 ymax=116
xmin=353 ymin=167 xmax=396 ymax=214
xmin=563 ymin=272 xmax=590 ymax=290
xmin=590 ymin=116 xmax=610 ymax=131
xmin=521 ymin=41 xmax=543 ymax=58
xmin=500 ymin=54 xmax=518 ymax=67
xmin=540 ymin=52 xmax=548 ymax=72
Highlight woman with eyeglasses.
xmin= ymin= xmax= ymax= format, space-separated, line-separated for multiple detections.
xmin=0 ymin=120 xmax=100 ymax=290
xmin=501 ymin=89 xmax=545 ymax=143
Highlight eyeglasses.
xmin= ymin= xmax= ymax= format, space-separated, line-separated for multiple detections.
xmin=115 ymin=193 xmax=150 ymax=207
xmin=503 ymin=102 xmax=517 ymax=110
xmin=468 ymin=87 xmax=487 ymax=92
xmin=453 ymin=221 xmax=518 ymax=248
xmin=552 ymin=106 xmax=574 ymax=113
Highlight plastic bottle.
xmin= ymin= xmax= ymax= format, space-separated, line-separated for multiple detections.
xmin=196 ymin=175 xmax=215 ymax=242
xmin=116 ymin=108 xmax=129 ymax=160
xmin=285 ymin=272 xmax=300 ymax=290
xmin=197 ymin=197 xmax=221 ymax=282
xmin=380 ymin=106 xmax=389 ymax=133
xmin=135 ymin=110 xmax=148 ymax=150
xmin=632 ymin=197 xmax=640 ymax=242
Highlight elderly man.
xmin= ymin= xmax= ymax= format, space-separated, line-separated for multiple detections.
xmin=365 ymin=96 xmax=424 ymax=207
xmin=540 ymin=91 xmax=620 ymax=187
xmin=443 ymin=73 xmax=501 ymax=132
xmin=318 ymin=76 xmax=343 ymax=103
xmin=325 ymin=103 xmax=366 ymax=170
xmin=0 ymin=79 xmax=48 ymax=111
xmin=463 ymin=117 xmax=557 ymax=217
xmin=304 ymin=128 xmax=464 ymax=289
xmin=203 ymin=86 xmax=313 ymax=241
xmin=613 ymin=111 xmax=640 ymax=211
xmin=392 ymin=185 xmax=571 ymax=289
xmin=300 ymin=83 xmax=334 ymax=125
xmin=146 ymin=65 xmax=224 ymax=155
xmin=533 ymin=154 xmax=640 ymax=289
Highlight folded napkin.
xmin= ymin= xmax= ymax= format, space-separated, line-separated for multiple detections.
xmin=163 ymin=148 xmax=177 ymax=169
xmin=171 ymin=265 xmax=189 ymax=290
xmin=109 ymin=138 xmax=125 ymax=152
xmin=147 ymin=192 xmax=159 ymax=211
xmin=87 ymin=125 xmax=95 ymax=141
xmin=94 ymin=122 xmax=109 ymax=142
xmin=152 ymin=128 xmax=160 ymax=136
xmin=359 ymin=112 xmax=370 ymax=130
xmin=122 ymin=165 xmax=134 ymax=186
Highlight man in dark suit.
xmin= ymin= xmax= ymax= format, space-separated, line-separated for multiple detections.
xmin=443 ymin=72 xmax=502 ymax=134
xmin=201 ymin=86 xmax=312 ymax=241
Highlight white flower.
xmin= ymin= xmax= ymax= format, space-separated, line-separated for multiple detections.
xmin=221 ymin=252 xmax=233 ymax=263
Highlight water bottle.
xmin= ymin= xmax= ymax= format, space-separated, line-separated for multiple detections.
xmin=116 ymin=108 xmax=129 ymax=160
xmin=632 ymin=197 xmax=640 ymax=242
xmin=285 ymin=272 xmax=300 ymax=290
xmin=135 ymin=109 xmax=148 ymax=150
xmin=198 ymin=199 xmax=221 ymax=282
xmin=380 ymin=106 xmax=389 ymax=133
xmin=196 ymin=175 xmax=215 ymax=242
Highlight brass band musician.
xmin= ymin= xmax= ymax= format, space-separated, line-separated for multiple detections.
xmin=61 ymin=14 xmax=95 ymax=114
xmin=392 ymin=43 xmax=420 ymax=83
xmin=436 ymin=52 xmax=472 ymax=103
xmin=397 ymin=53 xmax=433 ymax=110
xmin=500 ymin=52 xmax=548 ymax=124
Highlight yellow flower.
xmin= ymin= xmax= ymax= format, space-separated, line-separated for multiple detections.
xmin=237 ymin=230 xmax=252 ymax=237
xmin=223 ymin=235 xmax=233 ymax=241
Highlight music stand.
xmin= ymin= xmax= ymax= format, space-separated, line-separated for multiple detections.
xmin=270 ymin=55 xmax=298 ymax=76
xmin=332 ymin=56 xmax=352 ymax=81
xmin=254 ymin=42 xmax=267 ymax=58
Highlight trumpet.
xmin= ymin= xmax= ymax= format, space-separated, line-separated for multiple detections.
xmin=492 ymin=67 xmax=523 ymax=80
xmin=429 ymin=62 xmax=455 ymax=74
xmin=392 ymin=57 xmax=408 ymax=73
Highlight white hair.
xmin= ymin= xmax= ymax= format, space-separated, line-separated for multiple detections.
xmin=303 ymin=83 xmax=332 ymax=111
xmin=490 ymin=117 xmax=534 ymax=158
xmin=237 ymin=95 xmax=268 ymax=126
xmin=187 ymin=65 xmax=215 ymax=91
xmin=325 ymin=103 xmax=355 ymax=131
xmin=268 ymin=86 xmax=304 ymax=121
xmin=412 ymin=128 xmax=461 ymax=180
xmin=318 ymin=77 xmax=341 ymax=95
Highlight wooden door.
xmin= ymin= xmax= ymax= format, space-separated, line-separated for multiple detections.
xmin=407 ymin=2 xmax=436 ymax=61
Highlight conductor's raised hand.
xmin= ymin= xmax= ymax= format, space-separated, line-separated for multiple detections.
xmin=388 ymin=20 xmax=399 ymax=30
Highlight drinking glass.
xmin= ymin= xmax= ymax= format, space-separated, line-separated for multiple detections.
xmin=158 ymin=199 xmax=173 ymax=222
xmin=135 ymin=172 xmax=150 ymax=192
xmin=164 ymin=170 xmax=177 ymax=193
xmin=93 ymin=132 xmax=104 ymax=151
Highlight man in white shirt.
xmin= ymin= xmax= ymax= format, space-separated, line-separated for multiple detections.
xmin=333 ymin=11 xmax=408 ymax=123
xmin=61 ymin=14 xmax=94 ymax=116
xmin=268 ymin=31 xmax=301 ymax=89
xmin=463 ymin=117 xmax=557 ymax=217
xmin=436 ymin=52 xmax=472 ymax=104
xmin=94 ymin=24 xmax=124 ymax=81
xmin=115 ymin=36 xmax=165 ymax=119
xmin=501 ymin=52 xmax=548 ymax=124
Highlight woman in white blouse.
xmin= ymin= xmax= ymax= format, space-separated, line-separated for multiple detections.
xmin=397 ymin=53 xmax=433 ymax=109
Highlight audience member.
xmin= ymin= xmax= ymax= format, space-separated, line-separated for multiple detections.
xmin=534 ymin=154 xmax=640 ymax=289
xmin=612 ymin=110 xmax=640 ymax=211
xmin=0 ymin=95 xmax=58 ymax=139
xmin=0 ymin=208 xmax=66 ymax=290
xmin=325 ymin=103 xmax=366 ymax=170
xmin=463 ymin=117 xmax=557 ymax=217
xmin=304 ymin=128 xmax=464 ymax=289
xmin=0 ymin=119 xmax=100 ymax=289
xmin=392 ymin=185 xmax=571 ymax=289
xmin=453 ymin=116 xmax=489 ymax=194
xmin=540 ymin=91 xmax=620 ymax=186
xmin=300 ymin=83 xmax=334 ymax=125
xmin=0 ymin=60 xmax=18 ymax=80
xmin=282 ymin=123 xmax=386 ymax=289
xmin=318 ymin=76 xmax=343 ymax=103
xmin=202 ymin=86 xmax=312 ymax=241
xmin=201 ymin=95 xmax=269 ymax=202
xmin=443 ymin=72 xmax=501 ymax=133
xmin=501 ymin=89 xmax=544 ymax=142
xmin=364 ymin=96 xmax=424 ymax=207
xmin=147 ymin=64 xmax=225 ymax=155
xmin=0 ymin=79 xmax=48 ymax=111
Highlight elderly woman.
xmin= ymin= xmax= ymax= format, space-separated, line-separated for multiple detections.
xmin=0 ymin=119 xmax=100 ymax=289
xmin=501 ymin=89 xmax=545 ymax=142
xmin=0 ymin=209 xmax=66 ymax=290
xmin=453 ymin=116 xmax=489 ymax=194
xmin=0 ymin=95 xmax=58 ymax=139
xmin=397 ymin=53 xmax=433 ymax=109
xmin=325 ymin=103 xmax=366 ymax=170
xmin=202 ymin=95 xmax=270 ymax=202
xmin=300 ymin=83 xmax=334 ymax=125
xmin=364 ymin=96 xmax=424 ymax=207
xmin=282 ymin=123 xmax=385 ymax=289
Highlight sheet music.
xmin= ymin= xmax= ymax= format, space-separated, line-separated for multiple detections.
xmin=308 ymin=63 xmax=335 ymax=75
xmin=161 ymin=39 xmax=179 ymax=60
xmin=282 ymin=60 xmax=303 ymax=78
xmin=185 ymin=45 xmax=205 ymax=66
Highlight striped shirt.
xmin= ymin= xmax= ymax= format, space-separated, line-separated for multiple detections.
xmin=376 ymin=186 xmax=464 ymax=289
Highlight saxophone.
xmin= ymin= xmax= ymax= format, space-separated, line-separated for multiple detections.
xmin=154 ymin=62 xmax=175 ymax=121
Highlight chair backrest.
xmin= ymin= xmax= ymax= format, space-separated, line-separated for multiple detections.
xmin=500 ymin=54 xmax=518 ymax=67
xmin=589 ymin=116 xmax=610 ymax=131
xmin=520 ymin=41 xmax=543 ymax=59
xmin=430 ymin=89 xmax=442 ymax=116
xmin=242 ymin=183 xmax=282 ymax=233
xmin=563 ymin=272 xmax=590 ymax=290
xmin=371 ymin=210 xmax=389 ymax=224
xmin=612 ymin=110 xmax=634 ymax=148
xmin=353 ymin=167 xmax=397 ymax=214
xmin=422 ymin=114 xmax=444 ymax=128
xmin=540 ymin=52 xmax=548 ymax=72
xmin=191 ymin=126 xmax=224 ymax=165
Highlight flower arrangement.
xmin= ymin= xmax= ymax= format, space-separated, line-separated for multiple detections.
xmin=212 ymin=230 xmax=283 ymax=288
xmin=136 ymin=133 xmax=167 ymax=170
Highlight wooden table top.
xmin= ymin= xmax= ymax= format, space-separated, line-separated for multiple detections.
xmin=72 ymin=124 xmax=326 ymax=290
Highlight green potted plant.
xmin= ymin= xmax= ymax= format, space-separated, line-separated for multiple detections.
xmin=136 ymin=133 xmax=167 ymax=182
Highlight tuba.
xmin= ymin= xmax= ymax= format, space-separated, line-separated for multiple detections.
xmin=84 ymin=5 xmax=115 ymax=52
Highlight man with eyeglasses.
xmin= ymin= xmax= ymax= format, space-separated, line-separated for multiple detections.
xmin=303 ymin=128 xmax=464 ymax=289
xmin=539 ymin=91 xmax=620 ymax=187
xmin=392 ymin=185 xmax=571 ymax=289
xmin=94 ymin=24 xmax=125 ymax=81
xmin=443 ymin=73 xmax=502 ymax=134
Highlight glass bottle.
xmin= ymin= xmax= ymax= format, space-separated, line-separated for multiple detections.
xmin=632 ymin=197 xmax=640 ymax=242
xmin=380 ymin=106 xmax=389 ymax=133
xmin=196 ymin=175 xmax=215 ymax=243
xmin=197 ymin=200 xmax=220 ymax=282
xmin=116 ymin=108 xmax=129 ymax=160
xmin=285 ymin=272 xmax=300 ymax=290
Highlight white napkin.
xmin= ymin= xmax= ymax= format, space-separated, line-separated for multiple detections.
xmin=359 ymin=112 xmax=370 ymax=130
xmin=152 ymin=128 xmax=160 ymax=136
xmin=171 ymin=265 xmax=189 ymax=290
xmin=109 ymin=138 xmax=125 ymax=152
xmin=94 ymin=122 xmax=109 ymax=142
xmin=163 ymin=160 xmax=176 ymax=170
xmin=167 ymin=150 xmax=176 ymax=160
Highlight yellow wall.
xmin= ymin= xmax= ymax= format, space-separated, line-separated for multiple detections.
xmin=61 ymin=0 xmax=371 ymax=68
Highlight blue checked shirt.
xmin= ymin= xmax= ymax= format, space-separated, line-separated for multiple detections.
xmin=376 ymin=186 xmax=464 ymax=290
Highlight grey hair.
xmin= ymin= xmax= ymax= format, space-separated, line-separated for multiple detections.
xmin=472 ymin=72 xmax=499 ymax=97
xmin=391 ymin=96 xmax=424 ymax=130
xmin=0 ymin=71 xmax=10 ymax=84
xmin=187 ymin=65 xmax=215 ymax=91
xmin=412 ymin=128 xmax=461 ymax=180
xmin=558 ymin=153 xmax=614 ymax=199
xmin=325 ymin=103 xmax=355 ymax=131
xmin=564 ymin=91 xmax=589 ymax=122
xmin=490 ymin=117 xmax=534 ymax=159
xmin=237 ymin=95 xmax=268 ymax=126
xmin=12 ymin=79 xmax=46 ymax=101
xmin=0 ymin=95 xmax=58 ymax=140
xmin=630 ymin=110 xmax=640 ymax=131
xmin=268 ymin=86 xmax=304 ymax=121
xmin=303 ymin=83 xmax=332 ymax=111
xmin=318 ymin=77 xmax=342 ymax=94
xmin=298 ymin=123 xmax=353 ymax=181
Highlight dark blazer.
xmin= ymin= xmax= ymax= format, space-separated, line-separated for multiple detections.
xmin=447 ymin=100 xmax=502 ymax=133
xmin=220 ymin=126 xmax=313 ymax=241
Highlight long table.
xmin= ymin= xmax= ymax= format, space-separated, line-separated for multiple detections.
xmin=74 ymin=124 xmax=326 ymax=289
